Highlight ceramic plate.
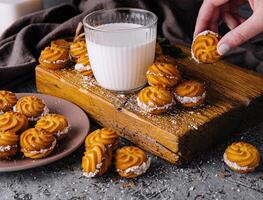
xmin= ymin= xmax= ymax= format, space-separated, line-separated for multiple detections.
xmin=0 ymin=93 xmax=90 ymax=172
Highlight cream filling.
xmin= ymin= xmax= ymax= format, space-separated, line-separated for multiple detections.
xmin=23 ymin=140 xmax=56 ymax=155
xmin=0 ymin=110 xmax=4 ymax=115
xmin=13 ymin=104 xmax=49 ymax=121
xmin=175 ymin=92 xmax=206 ymax=104
xmin=223 ymin=153 xmax=254 ymax=171
xmin=146 ymin=72 xmax=179 ymax=80
xmin=83 ymin=163 xmax=103 ymax=178
xmin=55 ymin=126 xmax=70 ymax=138
xmin=191 ymin=30 xmax=220 ymax=63
xmin=42 ymin=59 xmax=67 ymax=64
xmin=74 ymin=63 xmax=91 ymax=71
xmin=0 ymin=144 xmax=18 ymax=152
xmin=137 ymin=97 xmax=174 ymax=113
xmin=117 ymin=158 xmax=151 ymax=176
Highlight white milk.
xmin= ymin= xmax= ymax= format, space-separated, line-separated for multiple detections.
xmin=86 ymin=23 xmax=156 ymax=92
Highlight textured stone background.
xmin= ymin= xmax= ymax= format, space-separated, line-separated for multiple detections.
xmin=0 ymin=80 xmax=262 ymax=200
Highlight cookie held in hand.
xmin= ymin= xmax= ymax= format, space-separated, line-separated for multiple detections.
xmin=191 ymin=30 xmax=221 ymax=64
xmin=224 ymin=142 xmax=260 ymax=174
xmin=20 ymin=128 xmax=56 ymax=159
xmin=174 ymin=80 xmax=206 ymax=108
xmin=146 ymin=62 xmax=181 ymax=89
xmin=0 ymin=130 xmax=19 ymax=159
xmin=137 ymin=86 xmax=174 ymax=114
xmin=115 ymin=146 xmax=150 ymax=178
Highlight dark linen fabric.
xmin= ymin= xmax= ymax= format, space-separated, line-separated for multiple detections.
xmin=1 ymin=0 xmax=263 ymax=88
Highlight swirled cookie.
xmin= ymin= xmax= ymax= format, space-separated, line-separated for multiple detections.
xmin=155 ymin=55 xmax=176 ymax=65
xmin=51 ymin=39 xmax=71 ymax=50
xmin=0 ymin=112 xmax=28 ymax=133
xmin=115 ymin=146 xmax=150 ymax=178
xmin=224 ymin=142 xmax=260 ymax=174
xmin=137 ymin=86 xmax=174 ymax=114
xmin=20 ymin=128 xmax=56 ymax=159
xmin=0 ymin=90 xmax=17 ymax=113
xmin=174 ymin=80 xmax=206 ymax=107
xmin=35 ymin=114 xmax=69 ymax=140
xmin=82 ymin=144 xmax=112 ymax=177
xmin=191 ymin=30 xmax=221 ymax=64
xmin=85 ymin=128 xmax=118 ymax=150
xmin=69 ymin=40 xmax=87 ymax=61
xmin=155 ymin=42 xmax=163 ymax=55
xmin=39 ymin=46 xmax=69 ymax=69
xmin=14 ymin=96 xmax=49 ymax=122
xmin=74 ymin=55 xmax=93 ymax=77
xmin=146 ymin=63 xmax=181 ymax=89
xmin=0 ymin=130 xmax=19 ymax=159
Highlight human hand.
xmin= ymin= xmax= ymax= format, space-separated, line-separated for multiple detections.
xmin=194 ymin=0 xmax=263 ymax=55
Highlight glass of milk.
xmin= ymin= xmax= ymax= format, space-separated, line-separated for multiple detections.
xmin=83 ymin=8 xmax=157 ymax=93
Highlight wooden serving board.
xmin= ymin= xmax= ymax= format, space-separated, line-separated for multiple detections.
xmin=35 ymin=44 xmax=263 ymax=164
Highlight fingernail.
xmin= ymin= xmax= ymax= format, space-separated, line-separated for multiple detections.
xmin=217 ymin=44 xmax=230 ymax=55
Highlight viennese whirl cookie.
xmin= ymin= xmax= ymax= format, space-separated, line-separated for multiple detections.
xmin=85 ymin=128 xmax=118 ymax=150
xmin=146 ymin=62 xmax=181 ymax=89
xmin=115 ymin=146 xmax=150 ymax=178
xmin=137 ymin=86 xmax=174 ymax=114
xmin=191 ymin=30 xmax=221 ymax=64
xmin=224 ymin=142 xmax=260 ymax=174
xmin=14 ymin=96 xmax=49 ymax=122
xmin=0 ymin=90 xmax=17 ymax=114
xmin=20 ymin=128 xmax=56 ymax=159
xmin=0 ymin=130 xmax=19 ymax=159
xmin=82 ymin=143 xmax=112 ymax=178
xmin=39 ymin=46 xmax=69 ymax=69
xmin=174 ymin=80 xmax=206 ymax=108
xmin=35 ymin=114 xmax=69 ymax=140
xmin=0 ymin=112 xmax=28 ymax=134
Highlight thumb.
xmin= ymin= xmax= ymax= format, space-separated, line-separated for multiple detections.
xmin=217 ymin=14 xmax=263 ymax=55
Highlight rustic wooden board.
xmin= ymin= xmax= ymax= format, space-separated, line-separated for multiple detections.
xmin=35 ymin=44 xmax=263 ymax=164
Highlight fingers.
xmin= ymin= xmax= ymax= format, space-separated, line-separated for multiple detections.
xmin=222 ymin=12 xmax=241 ymax=30
xmin=194 ymin=0 xmax=229 ymax=37
xmin=218 ymin=14 xmax=263 ymax=55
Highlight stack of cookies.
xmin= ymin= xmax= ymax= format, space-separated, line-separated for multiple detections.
xmin=82 ymin=128 xmax=151 ymax=178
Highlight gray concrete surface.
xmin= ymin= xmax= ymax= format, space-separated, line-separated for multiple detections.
xmin=0 ymin=80 xmax=262 ymax=200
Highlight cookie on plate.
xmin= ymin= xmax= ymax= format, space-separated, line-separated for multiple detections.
xmin=191 ymin=30 xmax=221 ymax=64
xmin=82 ymin=143 xmax=112 ymax=178
xmin=0 ymin=130 xmax=19 ymax=159
xmin=115 ymin=146 xmax=151 ymax=178
xmin=174 ymin=80 xmax=206 ymax=108
xmin=0 ymin=90 xmax=17 ymax=114
xmin=0 ymin=111 xmax=28 ymax=133
xmin=224 ymin=142 xmax=260 ymax=174
xmin=137 ymin=86 xmax=174 ymax=114
xmin=146 ymin=62 xmax=181 ymax=89
xmin=20 ymin=128 xmax=56 ymax=159
xmin=35 ymin=114 xmax=69 ymax=140
xmin=14 ymin=96 xmax=49 ymax=122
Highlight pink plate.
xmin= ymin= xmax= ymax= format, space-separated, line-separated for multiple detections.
xmin=0 ymin=93 xmax=90 ymax=172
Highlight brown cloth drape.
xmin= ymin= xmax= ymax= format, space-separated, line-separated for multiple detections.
xmin=1 ymin=0 xmax=263 ymax=88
